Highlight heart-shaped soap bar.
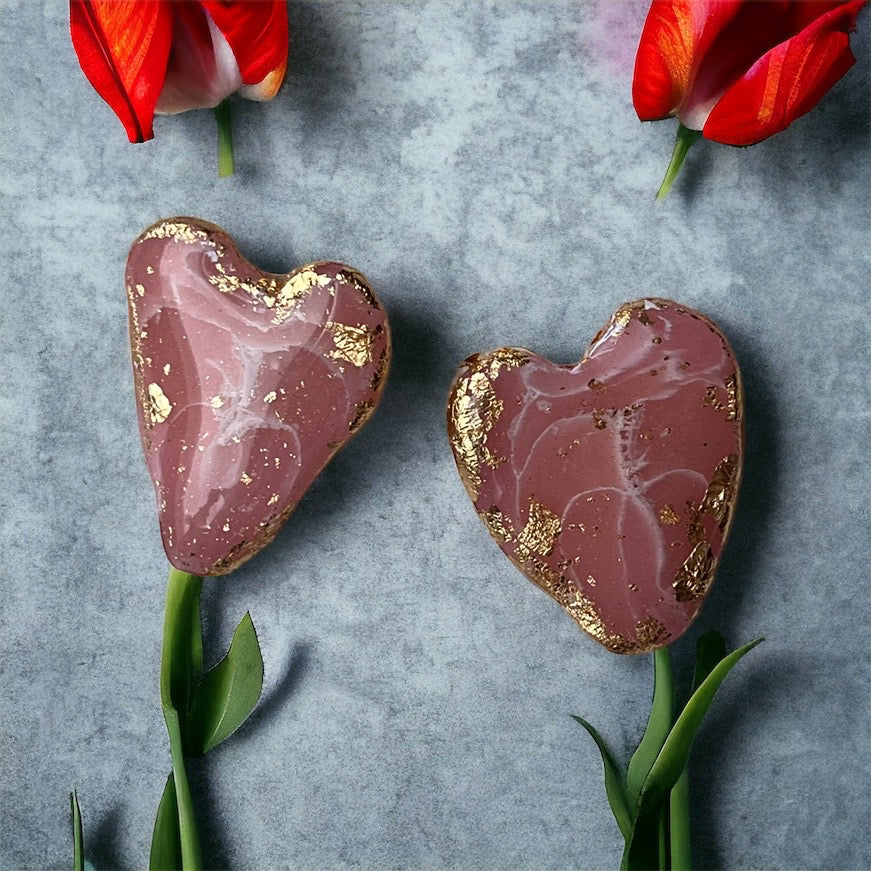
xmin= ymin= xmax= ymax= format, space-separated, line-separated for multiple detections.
xmin=447 ymin=299 xmax=743 ymax=654
xmin=126 ymin=218 xmax=390 ymax=576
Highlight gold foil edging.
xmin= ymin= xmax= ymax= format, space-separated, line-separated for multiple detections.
xmin=335 ymin=268 xmax=379 ymax=308
xmin=208 ymin=262 xmax=276 ymax=299
xmin=141 ymin=221 xmax=214 ymax=246
xmin=480 ymin=506 xmax=513 ymax=543
xmin=448 ymin=371 xmax=504 ymax=501
xmin=479 ymin=347 xmax=531 ymax=378
xmin=267 ymin=268 xmax=330 ymax=325
xmin=447 ymin=347 xmax=530 ymax=501
xmin=486 ymin=497 xmax=664 ymax=653
xmin=349 ymin=399 xmax=376 ymax=433
xmin=519 ymin=555 xmax=665 ymax=654
xmin=209 ymin=499 xmax=298 ymax=576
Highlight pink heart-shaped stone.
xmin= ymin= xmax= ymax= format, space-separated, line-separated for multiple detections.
xmin=126 ymin=218 xmax=390 ymax=576
xmin=447 ymin=299 xmax=743 ymax=654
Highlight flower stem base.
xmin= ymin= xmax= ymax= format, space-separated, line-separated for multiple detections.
xmin=656 ymin=124 xmax=701 ymax=200
xmin=215 ymin=100 xmax=235 ymax=178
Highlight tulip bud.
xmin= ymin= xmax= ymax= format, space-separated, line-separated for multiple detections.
xmin=632 ymin=0 xmax=867 ymax=197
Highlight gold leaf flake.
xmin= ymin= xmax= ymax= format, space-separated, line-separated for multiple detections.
xmin=700 ymin=454 xmax=739 ymax=531
xmin=270 ymin=268 xmax=332 ymax=325
xmin=480 ymin=506 xmax=514 ymax=543
xmin=326 ymin=322 xmax=373 ymax=368
xmin=725 ymin=373 xmax=741 ymax=421
xmin=147 ymin=383 xmax=172 ymax=424
xmin=516 ymin=499 xmax=562 ymax=558
xmin=659 ymin=504 xmax=680 ymax=526
xmin=673 ymin=541 xmax=716 ymax=602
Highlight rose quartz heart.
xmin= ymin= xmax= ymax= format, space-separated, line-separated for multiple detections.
xmin=126 ymin=218 xmax=390 ymax=576
xmin=447 ymin=299 xmax=743 ymax=654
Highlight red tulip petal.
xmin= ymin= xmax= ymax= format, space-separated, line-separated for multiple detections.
xmin=632 ymin=0 xmax=742 ymax=122
xmin=156 ymin=2 xmax=241 ymax=114
xmin=703 ymin=0 xmax=866 ymax=145
xmin=69 ymin=0 xmax=173 ymax=142
xmin=200 ymin=1 xmax=289 ymax=87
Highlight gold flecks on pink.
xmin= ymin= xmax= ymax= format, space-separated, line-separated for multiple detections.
xmin=126 ymin=218 xmax=390 ymax=576
xmin=447 ymin=299 xmax=743 ymax=654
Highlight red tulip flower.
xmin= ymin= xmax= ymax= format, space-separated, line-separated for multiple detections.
xmin=633 ymin=0 xmax=867 ymax=198
xmin=70 ymin=0 xmax=289 ymax=175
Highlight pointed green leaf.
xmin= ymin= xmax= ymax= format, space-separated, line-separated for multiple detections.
xmin=572 ymin=716 xmax=632 ymax=839
xmin=669 ymin=630 xmax=729 ymax=871
xmin=624 ymin=637 xmax=763 ymax=869
xmin=645 ymin=637 xmax=762 ymax=802
xmin=70 ymin=791 xmax=84 ymax=871
xmin=187 ymin=612 xmax=264 ymax=755
xmin=626 ymin=647 xmax=674 ymax=807
xmin=149 ymin=773 xmax=183 ymax=871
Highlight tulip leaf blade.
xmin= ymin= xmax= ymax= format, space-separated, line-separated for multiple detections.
xmin=187 ymin=612 xmax=264 ymax=755
xmin=149 ymin=773 xmax=183 ymax=871
xmin=70 ymin=790 xmax=84 ymax=871
xmin=623 ymin=637 xmax=763 ymax=869
xmin=669 ymin=630 xmax=729 ymax=871
xmin=572 ymin=715 xmax=632 ymax=839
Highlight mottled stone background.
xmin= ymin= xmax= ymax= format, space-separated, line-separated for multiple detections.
xmin=1 ymin=2 xmax=869 ymax=869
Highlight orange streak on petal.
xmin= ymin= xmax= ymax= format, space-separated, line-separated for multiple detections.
xmin=633 ymin=0 xmax=697 ymax=121
xmin=704 ymin=0 xmax=865 ymax=145
xmin=69 ymin=0 xmax=173 ymax=141
xmin=238 ymin=62 xmax=287 ymax=103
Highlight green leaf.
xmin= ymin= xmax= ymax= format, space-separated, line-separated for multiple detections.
xmin=70 ymin=790 xmax=84 ymax=871
xmin=572 ymin=716 xmax=632 ymax=839
xmin=150 ymin=773 xmax=183 ymax=871
xmin=624 ymin=637 xmax=764 ymax=869
xmin=186 ymin=612 xmax=264 ymax=755
xmin=669 ymin=630 xmax=729 ymax=871
xmin=626 ymin=647 xmax=674 ymax=808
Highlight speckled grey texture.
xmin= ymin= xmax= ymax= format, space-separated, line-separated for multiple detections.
xmin=1 ymin=2 xmax=869 ymax=869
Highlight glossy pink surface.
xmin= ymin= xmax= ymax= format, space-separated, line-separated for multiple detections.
xmin=448 ymin=300 xmax=743 ymax=653
xmin=126 ymin=218 xmax=390 ymax=576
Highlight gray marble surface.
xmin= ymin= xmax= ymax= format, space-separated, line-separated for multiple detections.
xmin=2 ymin=2 xmax=870 ymax=869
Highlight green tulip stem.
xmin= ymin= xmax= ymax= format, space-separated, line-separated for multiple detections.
xmin=214 ymin=99 xmax=235 ymax=177
xmin=655 ymin=124 xmax=701 ymax=200
xmin=669 ymin=766 xmax=692 ymax=870
xmin=161 ymin=569 xmax=204 ymax=870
